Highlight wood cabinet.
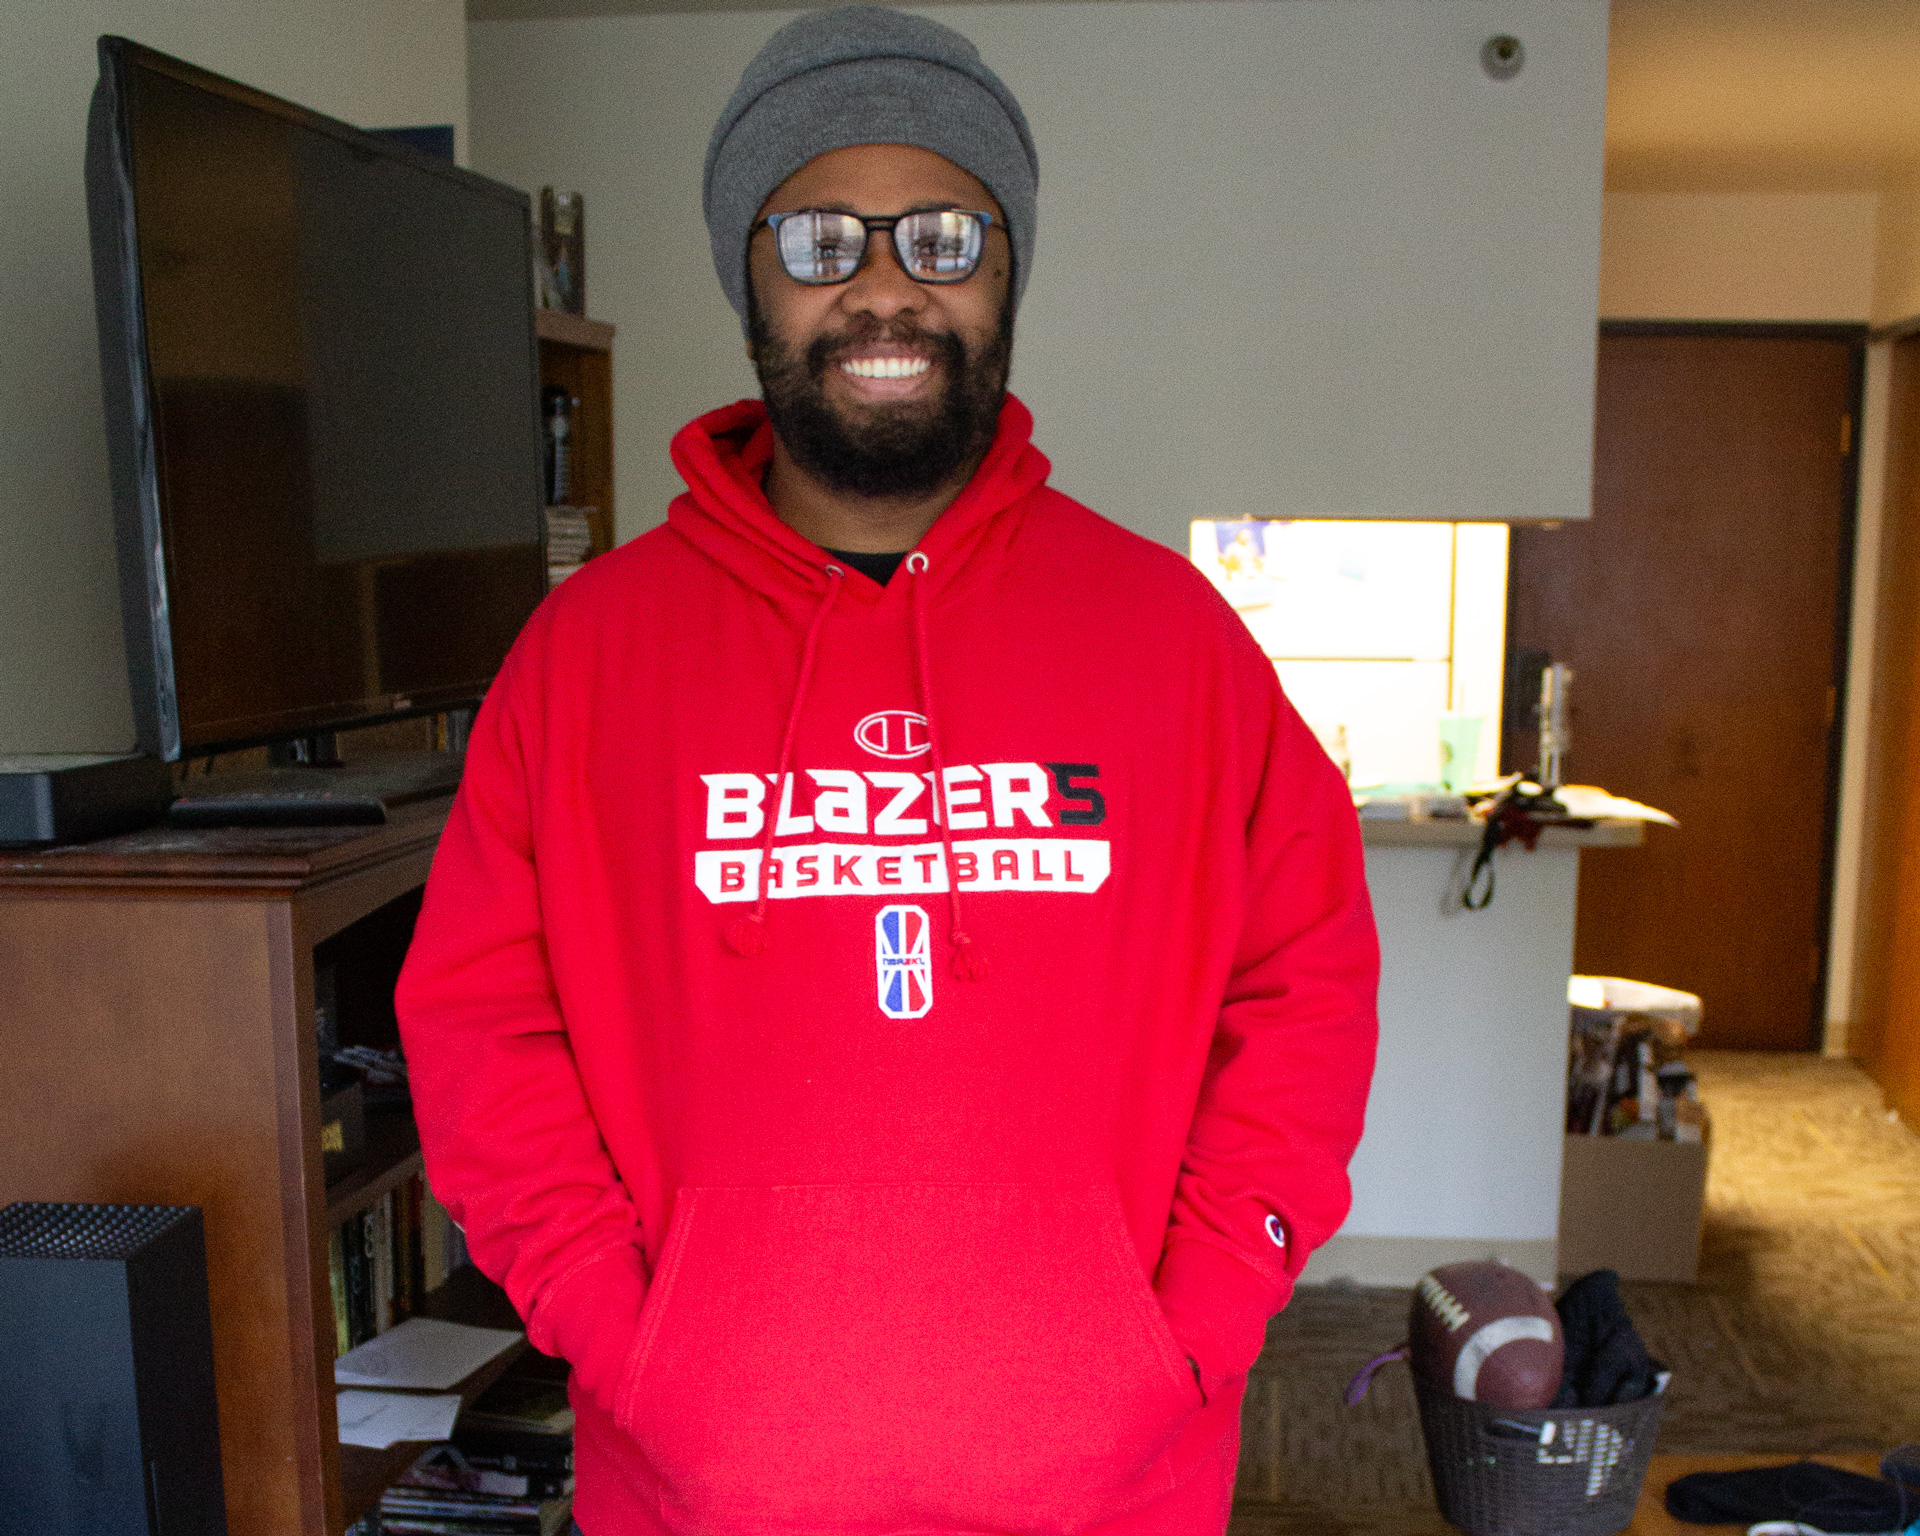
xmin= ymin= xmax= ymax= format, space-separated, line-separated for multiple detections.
xmin=0 ymin=806 xmax=523 ymax=1536
xmin=537 ymin=307 xmax=617 ymax=561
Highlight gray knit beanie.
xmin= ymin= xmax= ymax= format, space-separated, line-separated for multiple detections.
xmin=704 ymin=6 xmax=1038 ymax=323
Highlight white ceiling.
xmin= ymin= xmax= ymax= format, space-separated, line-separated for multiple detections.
xmin=464 ymin=0 xmax=1920 ymax=191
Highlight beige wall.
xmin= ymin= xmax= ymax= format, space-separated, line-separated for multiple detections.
xmin=0 ymin=0 xmax=469 ymax=753
xmin=1600 ymin=191 xmax=1879 ymax=322
xmin=1600 ymin=186 xmax=1920 ymax=328
xmin=470 ymin=1 xmax=1610 ymax=545
xmin=1874 ymin=178 xmax=1920 ymax=326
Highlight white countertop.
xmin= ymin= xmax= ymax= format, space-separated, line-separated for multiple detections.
xmin=1359 ymin=816 xmax=1645 ymax=849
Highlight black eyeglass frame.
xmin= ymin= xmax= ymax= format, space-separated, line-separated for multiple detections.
xmin=760 ymin=208 xmax=998 ymax=286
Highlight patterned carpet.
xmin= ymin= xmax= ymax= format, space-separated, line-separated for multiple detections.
xmin=1227 ymin=1052 xmax=1920 ymax=1535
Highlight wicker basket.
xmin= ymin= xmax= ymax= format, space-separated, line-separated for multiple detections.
xmin=1413 ymin=1375 xmax=1666 ymax=1536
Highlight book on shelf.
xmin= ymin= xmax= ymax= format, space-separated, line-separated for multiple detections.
xmin=467 ymin=1465 xmax=571 ymax=1502
xmin=451 ymin=1425 xmax=575 ymax=1491
xmin=329 ymin=1226 xmax=350 ymax=1358
xmin=400 ymin=1430 xmax=574 ymax=1498
xmin=423 ymin=1183 xmax=453 ymax=1287
xmin=378 ymin=1502 xmax=572 ymax=1536
xmin=370 ymin=1197 xmax=392 ymax=1333
xmin=451 ymin=1424 xmax=574 ymax=1463
xmin=340 ymin=1205 xmax=369 ymax=1346
xmin=409 ymin=1459 xmax=572 ymax=1502
xmin=380 ymin=1493 xmax=573 ymax=1533
xmin=398 ymin=1174 xmax=421 ymax=1316
xmin=458 ymin=1368 xmax=575 ymax=1436
xmin=328 ymin=1172 xmax=465 ymax=1357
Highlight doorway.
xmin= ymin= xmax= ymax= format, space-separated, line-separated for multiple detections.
xmin=1854 ymin=334 xmax=1920 ymax=1124
xmin=1503 ymin=324 xmax=1864 ymax=1051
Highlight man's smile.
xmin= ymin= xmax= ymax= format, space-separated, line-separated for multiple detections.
xmin=841 ymin=356 xmax=930 ymax=379
xmin=835 ymin=347 xmax=938 ymax=402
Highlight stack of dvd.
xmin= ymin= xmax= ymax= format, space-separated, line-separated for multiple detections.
xmin=545 ymin=507 xmax=594 ymax=588
xmin=372 ymin=1359 xmax=576 ymax=1536
xmin=377 ymin=1484 xmax=570 ymax=1535
xmin=377 ymin=1428 xmax=573 ymax=1534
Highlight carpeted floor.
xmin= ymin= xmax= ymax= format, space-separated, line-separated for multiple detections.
xmin=1227 ymin=1051 xmax=1920 ymax=1535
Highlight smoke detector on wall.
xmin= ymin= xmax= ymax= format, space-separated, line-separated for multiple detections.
xmin=1481 ymin=35 xmax=1525 ymax=81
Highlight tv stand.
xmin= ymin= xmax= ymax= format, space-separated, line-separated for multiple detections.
xmin=0 ymin=807 xmax=530 ymax=1535
xmin=170 ymin=750 xmax=464 ymax=828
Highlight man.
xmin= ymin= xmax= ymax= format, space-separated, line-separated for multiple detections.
xmin=396 ymin=9 xmax=1379 ymax=1534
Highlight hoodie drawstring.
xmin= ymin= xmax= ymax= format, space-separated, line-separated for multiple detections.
xmin=723 ymin=553 xmax=985 ymax=983
xmin=907 ymin=552 xmax=987 ymax=982
xmin=723 ymin=564 xmax=844 ymax=956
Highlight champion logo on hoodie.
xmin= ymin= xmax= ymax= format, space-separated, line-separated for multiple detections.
xmin=854 ymin=710 xmax=929 ymax=759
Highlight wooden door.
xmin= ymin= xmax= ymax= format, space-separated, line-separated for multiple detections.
xmin=1505 ymin=327 xmax=1859 ymax=1050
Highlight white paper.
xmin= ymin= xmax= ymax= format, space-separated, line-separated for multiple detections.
xmin=333 ymin=1317 xmax=523 ymax=1390
xmin=336 ymin=1390 xmax=463 ymax=1449
xmin=1552 ymin=784 xmax=1679 ymax=826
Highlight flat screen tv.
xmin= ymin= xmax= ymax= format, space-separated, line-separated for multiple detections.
xmin=86 ymin=37 xmax=546 ymax=763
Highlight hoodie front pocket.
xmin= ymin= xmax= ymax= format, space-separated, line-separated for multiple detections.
xmin=617 ymin=1184 xmax=1200 ymax=1536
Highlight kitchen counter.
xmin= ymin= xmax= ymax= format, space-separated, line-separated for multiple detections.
xmin=1359 ymin=816 xmax=1645 ymax=849
xmin=1302 ymin=814 xmax=1647 ymax=1287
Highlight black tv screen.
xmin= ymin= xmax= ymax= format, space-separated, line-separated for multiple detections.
xmin=87 ymin=38 xmax=546 ymax=761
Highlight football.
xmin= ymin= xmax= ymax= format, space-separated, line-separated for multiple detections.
xmin=1408 ymin=1261 xmax=1564 ymax=1408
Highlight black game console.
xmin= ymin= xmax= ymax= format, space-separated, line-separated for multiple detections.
xmin=0 ymin=1203 xmax=228 ymax=1535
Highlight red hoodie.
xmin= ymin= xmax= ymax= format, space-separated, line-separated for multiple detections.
xmin=396 ymin=395 xmax=1379 ymax=1536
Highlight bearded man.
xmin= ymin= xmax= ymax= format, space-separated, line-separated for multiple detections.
xmin=397 ymin=9 xmax=1380 ymax=1534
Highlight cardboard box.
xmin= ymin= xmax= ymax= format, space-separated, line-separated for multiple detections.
xmin=1557 ymin=1120 xmax=1709 ymax=1283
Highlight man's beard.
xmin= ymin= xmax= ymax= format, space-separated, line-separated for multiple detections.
xmin=748 ymin=292 xmax=1013 ymax=502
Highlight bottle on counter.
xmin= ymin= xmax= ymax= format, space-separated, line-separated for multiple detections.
xmin=1537 ymin=663 xmax=1573 ymax=789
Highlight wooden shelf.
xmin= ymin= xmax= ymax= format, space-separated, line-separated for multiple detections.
xmin=323 ymin=1105 xmax=423 ymax=1229
xmin=534 ymin=307 xmax=614 ymax=352
xmin=0 ymin=811 xmax=467 ymax=1535
xmin=335 ymin=1265 xmax=541 ymax=1524
xmin=0 ymin=799 xmax=448 ymax=899
xmin=537 ymin=313 xmax=616 ymax=561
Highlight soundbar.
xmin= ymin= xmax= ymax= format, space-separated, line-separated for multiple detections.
xmin=0 ymin=753 xmax=174 ymax=846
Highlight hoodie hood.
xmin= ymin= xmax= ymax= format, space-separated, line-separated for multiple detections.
xmin=666 ymin=393 xmax=1053 ymax=609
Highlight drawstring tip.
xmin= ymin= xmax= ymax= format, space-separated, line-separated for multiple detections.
xmin=950 ymin=936 xmax=988 ymax=982
xmin=724 ymin=914 xmax=769 ymax=956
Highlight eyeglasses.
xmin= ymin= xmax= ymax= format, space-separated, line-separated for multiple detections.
xmin=762 ymin=208 xmax=995 ymax=286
